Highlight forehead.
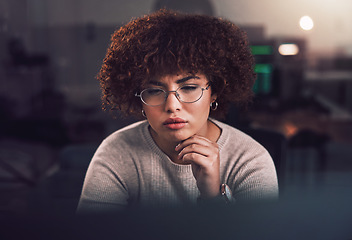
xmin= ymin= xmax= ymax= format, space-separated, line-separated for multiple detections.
xmin=149 ymin=73 xmax=208 ymax=86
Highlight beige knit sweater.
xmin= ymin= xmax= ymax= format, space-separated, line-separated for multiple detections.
xmin=77 ymin=120 xmax=278 ymax=213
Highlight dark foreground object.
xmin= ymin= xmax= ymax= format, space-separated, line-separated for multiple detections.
xmin=1 ymin=194 xmax=351 ymax=240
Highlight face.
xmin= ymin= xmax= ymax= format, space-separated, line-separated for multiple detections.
xmin=142 ymin=73 xmax=217 ymax=146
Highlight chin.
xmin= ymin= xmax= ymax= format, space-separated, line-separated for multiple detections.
xmin=164 ymin=130 xmax=193 ymax=143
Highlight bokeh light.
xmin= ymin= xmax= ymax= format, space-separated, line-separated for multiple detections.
xmin=278 ymin=43 xmax=300 ymax=56
xmin=300 ymin=15 xmax=314 ymax=31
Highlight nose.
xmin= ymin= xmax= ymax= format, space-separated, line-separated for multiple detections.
xmin=164 ymin=91 xmax=181 ymax=112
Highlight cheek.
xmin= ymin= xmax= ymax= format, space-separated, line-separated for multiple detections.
xmin=198 ymin=94 xmax=212 ymax=109
xmin=187 ymin=99 xmax=211 ymax=116
xmin=144 ymin=108 xmax=159 ymax=120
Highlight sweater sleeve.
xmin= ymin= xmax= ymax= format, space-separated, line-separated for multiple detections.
xmin=216 ymin=121 xmax=279 ymax=202
xmin=231 ymin=148 xmax=279 ymax=201
xmin=76 ymin=139 xmax=136 ymax=214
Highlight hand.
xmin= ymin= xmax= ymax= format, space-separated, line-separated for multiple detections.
xmin=175 ymin=135 xmax=220 ymax=198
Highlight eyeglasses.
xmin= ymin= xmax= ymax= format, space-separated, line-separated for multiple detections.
xmin=135 ymin=84 xmax=210 ymax=106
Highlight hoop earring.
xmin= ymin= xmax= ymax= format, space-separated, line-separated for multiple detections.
xmin=210 ymin=101 xmax=218 ymax=111
xmin=142 ymin=109 xmax=147 ymax=118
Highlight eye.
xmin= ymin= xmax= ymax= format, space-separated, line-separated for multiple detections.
xmin=179 ymin=85 xmax=198 ymax=93
xmin=144 ymin=88 xmax=164 ymax=96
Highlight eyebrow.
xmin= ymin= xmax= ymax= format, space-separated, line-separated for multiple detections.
xmin=149 ymin=76 xmax=200 ymax=86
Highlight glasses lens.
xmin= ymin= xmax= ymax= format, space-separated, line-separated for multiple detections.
xmin=141 ymin=88 xmax=166 ymax=106
xmin=177 ymin=85 xmax=203 ymax=103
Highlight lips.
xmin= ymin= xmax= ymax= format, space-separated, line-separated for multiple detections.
xmin=163 ymin=118 xmax=187 ymax=130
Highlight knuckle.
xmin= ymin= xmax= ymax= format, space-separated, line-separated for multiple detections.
xmin=184 ymin=152 xmax=197 ymax=161
xmin=215 ymin=147 xmax=220 ymax=155
xmin=212 ymin=142 xmax=219 ymax=148
xmin=189 ymin=152 xmax=197 ymax=159
xmin=213 ymin=143 xmax=219 ymax=153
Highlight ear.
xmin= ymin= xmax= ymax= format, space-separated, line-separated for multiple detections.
xmin=211 ymin=94 xmax=217 ymax=103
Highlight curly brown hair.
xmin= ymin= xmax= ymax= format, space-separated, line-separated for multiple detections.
xmin=98 ymin=9 xmax=256 ymax=119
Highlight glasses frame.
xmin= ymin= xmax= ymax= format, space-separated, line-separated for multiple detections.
xmin=135 ymin=84 xmax=211 ymax=107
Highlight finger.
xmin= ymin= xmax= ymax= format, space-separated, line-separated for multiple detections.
xmin=181 ymin=152 xmax=209 ymax=166
xmin=179 ymin=146 xmax=220 ymax=170
xmin=182 ymin=151 xmax=220 ymax=179
xmin=175 ymin=135 xmax=214 ymax=151
xmin=177 ymin=143 xmax=213 ymax=161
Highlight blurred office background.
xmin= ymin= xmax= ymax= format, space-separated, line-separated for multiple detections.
xmin=0 ymin=0 xmax=352 ymax=221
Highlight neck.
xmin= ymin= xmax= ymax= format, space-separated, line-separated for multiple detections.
xmin=148 ymin=126 xmax=183 ymax=164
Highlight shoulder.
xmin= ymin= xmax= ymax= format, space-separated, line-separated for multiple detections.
xmin=91 ymin=120 xmax=150 ymax=163
xmin=212 ymin=119 xmax=266 ymax=154
xmin=102 ymin=120 xmax=148 ymax=148
xmin=213 ymin=119 xmax=275 ymax=173
xmin=106 ymin=120 xmax=147 ymax=138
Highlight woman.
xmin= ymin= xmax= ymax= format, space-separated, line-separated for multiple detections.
xmin=77 ymin=9 xmax=278 ymax=213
